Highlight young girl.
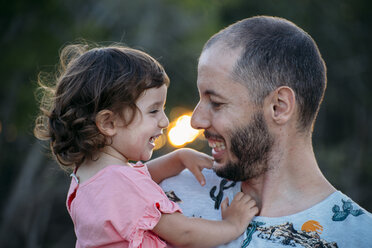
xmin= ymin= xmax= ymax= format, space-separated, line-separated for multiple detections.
xmin=34 ymin=43 xmax=258 ymax=248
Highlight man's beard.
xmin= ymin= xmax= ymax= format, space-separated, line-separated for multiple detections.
xmin=214 ymin=111 xmax=274 ymax=181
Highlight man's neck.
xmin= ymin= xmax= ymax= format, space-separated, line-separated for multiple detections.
xmin=241 ymin=138 xmax=336 ymax=217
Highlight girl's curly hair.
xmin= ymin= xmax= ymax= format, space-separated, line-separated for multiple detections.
xmin=34 ymin=43 xmax=169 ymax=170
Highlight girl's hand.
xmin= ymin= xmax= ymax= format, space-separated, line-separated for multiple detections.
xmin=177 ymin=148 xmax=213 ymax=186
xmin=220 ymin=192 xmax=258 ymax=233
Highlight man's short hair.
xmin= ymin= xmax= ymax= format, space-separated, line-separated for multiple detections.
xmin=203 ymin=16 xmax=327 ymax=131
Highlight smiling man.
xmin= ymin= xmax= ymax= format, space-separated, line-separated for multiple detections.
xmin=195 ymin=43 xmax=274 ymax=183
xmin=161 ymin=16 xmax=372 ymax=247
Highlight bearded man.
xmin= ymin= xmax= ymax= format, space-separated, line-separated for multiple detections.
xmin=161 ymin=16 xmax=372 ymax=247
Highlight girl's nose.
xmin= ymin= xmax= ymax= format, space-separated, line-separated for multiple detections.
xmin=159 ymin=111 xmax=169 ymax=129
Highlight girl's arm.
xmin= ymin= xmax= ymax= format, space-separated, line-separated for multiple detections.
xmin=153 ymin=192 xmax=258 ymax=248
xmin=147 ymin=148 xmax=213 ymax=185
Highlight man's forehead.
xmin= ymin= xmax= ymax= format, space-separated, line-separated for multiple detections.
xmin=196 ymin=66 xmax=227 ymax=95
xmin=198 ymin=43 xmax=241 ymax=68
xmin=198 ymin=46 xmax=244 ymax=88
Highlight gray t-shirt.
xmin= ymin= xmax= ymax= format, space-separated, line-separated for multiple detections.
xmin=160 ymin=169 xmax=372 ymax=247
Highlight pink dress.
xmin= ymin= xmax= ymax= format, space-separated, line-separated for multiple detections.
xmin=66 ymin=163 xmax=181 ymax=248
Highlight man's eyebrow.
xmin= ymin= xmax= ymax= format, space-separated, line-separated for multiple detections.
xmin=204 ymin=89 xmax=224 ymax=99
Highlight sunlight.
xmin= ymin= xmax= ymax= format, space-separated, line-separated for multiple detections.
xmin=168 ymin=114 xmax=202 ymax=147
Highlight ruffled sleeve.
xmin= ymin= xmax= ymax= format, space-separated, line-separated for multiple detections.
xmin=110 ymin=165 xmax=182 ymax=248
xmin=129 ymin=198 xmax=181 ymax=248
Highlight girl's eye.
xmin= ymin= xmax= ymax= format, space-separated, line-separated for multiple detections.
xmin=149 ymin=110 xmax=159 ymax=114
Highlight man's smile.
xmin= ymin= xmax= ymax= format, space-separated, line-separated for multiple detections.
xmin=208 ymin=139 xmax=226 ymax=152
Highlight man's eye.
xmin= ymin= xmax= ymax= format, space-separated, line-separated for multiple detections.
xmin=211 ymin=101 xmax=223 ymax=109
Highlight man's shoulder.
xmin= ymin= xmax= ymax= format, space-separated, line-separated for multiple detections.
xmin=288 ymin=190 xmax=372 ymax=229
xmin=327 ymin=191 xmax=372 ymax=220
xmin=329 ymin=191 xmax=372 ymax=229
xmin=247 ymin=191 xmax=372 ymax=247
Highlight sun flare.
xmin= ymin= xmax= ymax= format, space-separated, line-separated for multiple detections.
xmin=168 ymin=114 xmax=202 ymax=147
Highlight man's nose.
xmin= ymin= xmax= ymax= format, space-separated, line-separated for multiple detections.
xmin=191 ymin=102 xmax=210 ymax=130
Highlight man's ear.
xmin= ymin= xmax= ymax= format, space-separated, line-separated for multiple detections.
xmin=95 ymin=110 xmax=117 ymax=136
xmin=268 ymin=86 xmax=296 ymax=125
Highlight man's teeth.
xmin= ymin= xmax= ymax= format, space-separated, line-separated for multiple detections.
xmin=208 ymin=140 xmax=226 ymax=152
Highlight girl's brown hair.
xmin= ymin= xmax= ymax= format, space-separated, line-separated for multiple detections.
xmin=34 ymin=43 xmax=169 ymax=169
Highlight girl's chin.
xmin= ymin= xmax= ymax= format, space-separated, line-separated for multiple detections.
xmin=141 ymin=152 xmax=153 ymax=162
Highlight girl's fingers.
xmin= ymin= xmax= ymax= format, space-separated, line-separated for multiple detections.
xmin=198 ymin=155 xmax=214 ymax=169
xmin=188 ymin=167 xmax=206 ymax=186
xmin=232 ymin=192 xmax=244 ymax=202
xmin=205 ymin=156 xmax=214 ymax=169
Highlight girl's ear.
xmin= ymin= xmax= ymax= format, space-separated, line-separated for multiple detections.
xmin=95 ymin=110 xmax=117 ymax=136
xmin=268 ymin=86 xmax=296 ymax=125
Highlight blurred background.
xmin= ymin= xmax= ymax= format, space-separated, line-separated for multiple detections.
xmin=1 ymin=0 xmax=371 ymax=247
